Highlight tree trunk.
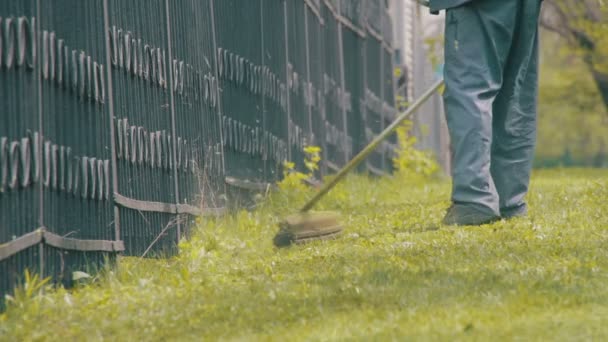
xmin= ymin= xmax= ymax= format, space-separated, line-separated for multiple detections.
xmin=590 ymin=67 xmax=608 ymax=114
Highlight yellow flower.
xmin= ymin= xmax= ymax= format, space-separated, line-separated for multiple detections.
xmin=283 ymin=161 xmax=295 ymax=170
xmin=303 ymin=145 xmax=321 ymax=154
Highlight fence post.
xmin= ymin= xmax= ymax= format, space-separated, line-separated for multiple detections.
xmin=283 ymin=0 xmax=292 ymax=164
xmin=102 ymin=0 xmax=120 ymax=246
xmin=361 ymin=1 xmax=370 ymax=174
xmin=209 ymin=0 xmax=225 ymax=183
xmin=304 ymin=6 xmax=314 ymax=159
xmin=260 ymin=0 xmax=267 ymax=179
xmin=35 ymin=0 xmax=46 ymax=278
xmin=163 ymin=0 xmax=181 ymax=242
xmin=337 ymin=0 xmax=350 ymax=166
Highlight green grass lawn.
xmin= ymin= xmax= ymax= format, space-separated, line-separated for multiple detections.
xmin=1 ymin=169 xmax=607 ymax=341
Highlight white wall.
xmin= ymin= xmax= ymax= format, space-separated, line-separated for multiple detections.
xmin=388 ymin=1 xmax=451 ymax=173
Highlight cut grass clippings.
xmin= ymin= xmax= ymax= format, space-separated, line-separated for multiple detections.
xmin=1 ymin=169 xmax=607 ymax=341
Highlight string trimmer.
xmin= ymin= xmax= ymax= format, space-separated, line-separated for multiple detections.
xmin=273 ymin=78 xmax=444 ymax=247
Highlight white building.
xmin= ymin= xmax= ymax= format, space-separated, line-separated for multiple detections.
xmin=388 ymin=0 xmax=450 ymax=173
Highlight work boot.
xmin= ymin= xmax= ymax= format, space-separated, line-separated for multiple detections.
xmin=442 ymin=204 xmax=500 ymax=226
xmin=500 ymin=204 xmax=528 ymax=220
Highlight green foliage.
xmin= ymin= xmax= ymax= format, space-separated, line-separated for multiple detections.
xmin=2 ymin=169 xmax=607 ymax=340
xmin=277 ymin=146 xmax=322 ymax=193
xmin=534 ymin=2 xmax=608 ymax=166
xmin=272 ymin=146 xmax=323 ymax=211
xmin=392 ymin=120 xmax=440 ymax=179
xmin=537 ymin=30 xmax=608 ymax=166
xmin=277 ymin=160 xmax=308 ymax=192
xmin=302 ymin=146 xmax=322 ymax=176
xmin=3 ymin=270 xmax=51 ymax=310
xmin=545 ymin=1 xmax=608 ymax=74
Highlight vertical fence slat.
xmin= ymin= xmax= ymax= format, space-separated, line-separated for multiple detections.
xmin=102 ymin=0 xmax=121 ymax=246
xmin=163 ymin=0 xmax=181 ymax=241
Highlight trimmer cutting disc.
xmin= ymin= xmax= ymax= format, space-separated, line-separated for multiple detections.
xmin=273 ymin=211 xmax=342 ymax=247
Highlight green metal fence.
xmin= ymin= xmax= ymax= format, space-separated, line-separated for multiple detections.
xmin=0 ymin=0 xmax=397 ymax=303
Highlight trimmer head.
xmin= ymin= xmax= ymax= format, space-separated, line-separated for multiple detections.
xmin=272 ymin=80 xmax=444 ymax=247
xmin=273 ymin=211 xmax=343 ymax=247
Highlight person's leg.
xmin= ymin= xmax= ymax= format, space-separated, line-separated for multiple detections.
xmin=491 ymin=0 xmax=542 ymax=219
xmin=442 ymin=0 xmax=519 ymax=225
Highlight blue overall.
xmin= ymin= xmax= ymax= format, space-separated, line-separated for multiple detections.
xmin=432 ymin=0 xmax=543 ymax=219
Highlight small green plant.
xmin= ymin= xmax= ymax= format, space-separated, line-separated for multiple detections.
xmin=277 ymin=145 xmax=322 ymax=193
xmin=392 ymin=120 xmax=439 ymax=178
xmin=4 ymin=269 xmax=51 ymax=310
xmin=303 ymin=145 xmax=321 ymax=175
xmin=277 ymin=161 xmax=308 ymax=192
xmin=272 ymin=146 xmax=324 ymax=210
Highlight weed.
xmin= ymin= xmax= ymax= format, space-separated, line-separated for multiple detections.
xmin=392 ymin=120 xmax=440 ymax=179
